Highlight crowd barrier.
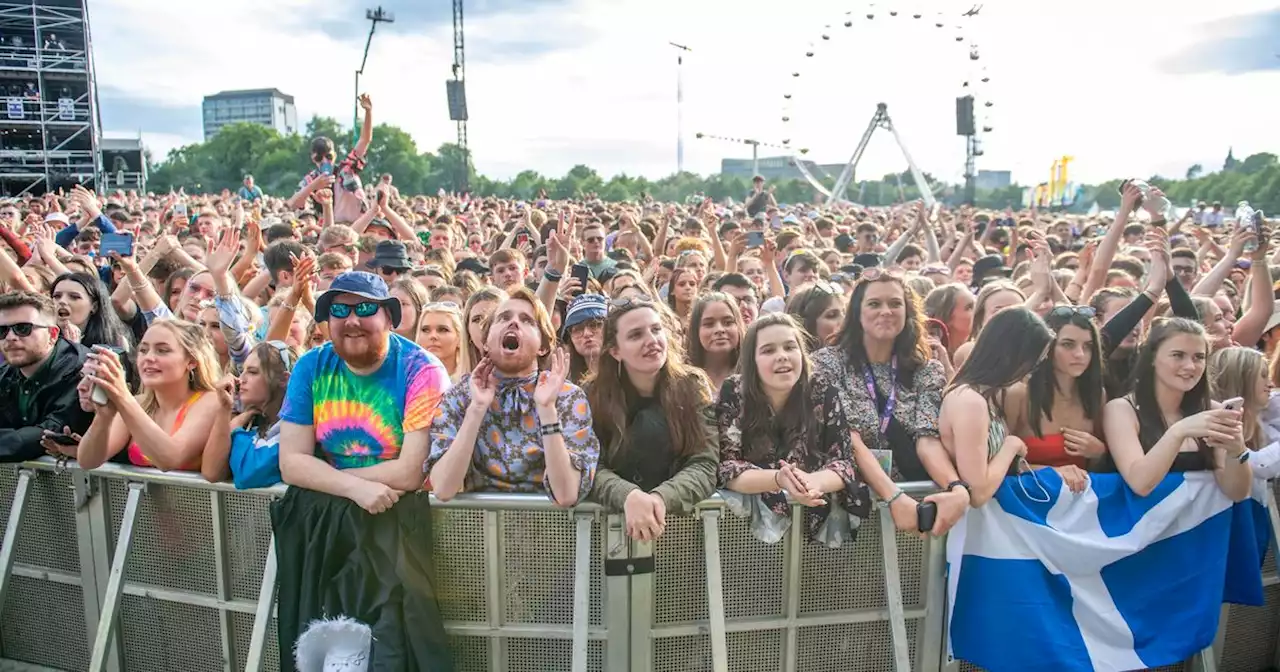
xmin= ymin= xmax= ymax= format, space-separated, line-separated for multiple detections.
xmin=0 ymin=458 xmax=1275 ymax=672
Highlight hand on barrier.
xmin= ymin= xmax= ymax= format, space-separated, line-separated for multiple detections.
xmin=922 ymin=488 xmax=969 ymax=537
xmin=40 ymin=425 xmax=82 ymax=458
xmin=888 ymin=492 xmax=921 ymax=534
xmin=624 ymin=489 xmax=665 ymax=541
xmin=1053 ymin=465 xmax=1090 ymax=494
xmin=351 ymin=480 xmax=402 ymax=515
xmin=778 ymin=463 xmax=825 ymax=507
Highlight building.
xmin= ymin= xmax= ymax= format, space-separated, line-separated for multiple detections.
xmin=0 ymin=0 xmax=101 ymax=195
xmin=721 ymin=155 xmax=849 ymax=182
xmin=202 ymin=88 xmax=297 ymax=140
xmin=974 ymin=169 xmax=1012 ymax=191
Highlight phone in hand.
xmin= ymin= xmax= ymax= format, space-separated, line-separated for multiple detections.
xmin=1221 ymin=397 xmax=1245 ymax=412
xmin=917 ymin=500 xmax=938 ymax=533
xmin=571 ymin=263 xmax=590 ymax=290
xmin=174 ymin=203 xmax=187 ymax=218
xmin=515 ymin=230 xmax=529 ymax=248
xmin=45 ymin=432 xmax=79 ymax=447
xmin=746 ymin=231 xmax=765 ymax=248
xmin=98 ymin=232 xmax=134 ymax=258
xmin=1252 ymin=211 xmax=1265 ymax=238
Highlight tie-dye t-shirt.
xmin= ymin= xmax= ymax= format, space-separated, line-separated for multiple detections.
xmin=280 ymin=333 xmax=451 ymax=469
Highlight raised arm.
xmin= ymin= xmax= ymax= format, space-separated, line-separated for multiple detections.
xmin=353 ymin=94 xmax=374 ymax=159
xmin=1080 ymin=184 xmax=1140 ymax=302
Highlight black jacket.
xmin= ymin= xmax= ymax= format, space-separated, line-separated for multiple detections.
xmin=0 ymin=338 xmax=93 ymax=462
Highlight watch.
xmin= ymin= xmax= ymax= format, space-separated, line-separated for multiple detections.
xmin=945 ymin=480 xmax=971 ymax=496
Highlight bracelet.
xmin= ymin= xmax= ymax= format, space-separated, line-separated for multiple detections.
xmin=1236 ymin=450 xmax=1250 ymax=465
xmin=539 ymin=422 xmax=562 ymax=437
xmin=882 ymin=489 xmax=906 ymax=508
xmin=774 ymin=469 xmax=784 ymax=490
xmin=543 ymin=268 xmax=563 ymax=282
xmin=280 ymin=303 xmax=297 ymax=312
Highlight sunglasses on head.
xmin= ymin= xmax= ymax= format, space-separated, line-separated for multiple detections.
xmin=1047 ymin=305 xmax=1097 ymax=320
xmin=921 ymin=265 xmax=951 ymax=276
xmin=424 ymin=301 xmax=461 ymax=313
xmin=0 ymin=322 xmax=53 ymax=339
xmin=610 ymin=296 xmax=657 ymax=311
xmin=859 ymin=267 xmax=905 ymax=282
xmin=328 ymin=301 xmax=381 ymax=320
xmin=265 ymin=339 xmax=294 ymax=372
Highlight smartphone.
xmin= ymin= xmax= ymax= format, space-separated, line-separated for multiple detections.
xmin=1252 ymin=211 xmax=1265 ymax=238
xmin=319 ymin=161 xmax=334 ymax=176
xmin=917 ymin=501 xmax=938 ymax=533
xmin=46 ymin=432 xmax=79 ymax=446
xmin=1221 ymin=397 xmax=1245 ymax=412
xmin=746 ymin=231 xmax=765 ymax=248
xmin=515 ymin=231 xmax=529 ymax=248
xmin=98 ymin=232 xmax=134 ymax=258
xmin=769 ymin=214 xmax=783 ymax=229
xmin=571 ymin=263 xmax=590 ymax=289
xmin=89 ymin=345 xmax=125 ymax=406
xmin=174 ymin=203 xmax=187 ymax=218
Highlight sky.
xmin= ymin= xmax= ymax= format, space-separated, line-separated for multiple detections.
xmin=92 ymin=0 xmax=1280 ymax=188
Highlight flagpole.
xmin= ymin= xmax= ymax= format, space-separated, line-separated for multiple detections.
xmin=669 ymin=42 xmax=692 ymax=175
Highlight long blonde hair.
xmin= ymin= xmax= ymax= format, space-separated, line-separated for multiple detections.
xmin=137 ymin=319 xmax=221 ymax=416
xmin=1209 ymin=346 xmax=1267 ymax=447
xmin=418 ymin=302 xmax=470 ymax=381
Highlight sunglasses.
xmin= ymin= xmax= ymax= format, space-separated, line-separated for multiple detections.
xmin=610 ymin=297 xmax=658 ymax=310
xmin=0 ymin=322 xmax=54 ymax=339
xmin=859 ymin=267 xmax=905 ymax=282
xmin=1047 ymin=305 xmax=1097 ymax=320
xmin=921 ymin=265 xmax=951 ymax=276
xmin=424 ymin=301 xmax=461 ymax=313
xmin=328 ymin=301 xmax=381 ymax=320
xmin=265 ymin=339 xmax=294 ymax=372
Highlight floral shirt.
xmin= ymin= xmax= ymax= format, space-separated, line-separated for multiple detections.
xmin=810 ymin=346 xmax=945 ymax=480
xmin=715 ymin=375 xmax=870 ymax=540
xmin=427 ymin=371 xmax=599 ymax=504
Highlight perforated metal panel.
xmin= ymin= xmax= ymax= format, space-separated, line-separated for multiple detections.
xmin=433 ymin=508 xmax=488 ymax=623
xmin=119 ymin=594 xmax=225 ymax=672
xmin=1 ymin=470 xmax=81 ymax=574
xmin=800 ymin=514 xmax=925 ymax=614
xmin=224 ymin=490 xmax=275 ymax=603
xmin=654 ymin=634 xmax=711 ymax=672
xmin=796 ymin=619 xmax=919 ymax=672
xmin=1222 ymin=583 xmax=1280 ymax=672
xmin=505 ymin=637 xmax=604 ymax=672
xmin=231 ymin=611 xmax=278 ymax=672
xmin=448 ymin=635 xmax=489 ymax=672
xmin=0 ymin=575 xmax=88 ymax=671
xmin=500 ymin=510 xmax=604 ymax=627
xmin=106 ymin=481 xmax=219 ymax=596
xmin=655 ymin=515 xmax=710 ymax=625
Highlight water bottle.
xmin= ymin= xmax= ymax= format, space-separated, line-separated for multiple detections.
xmin=1235 ymin=202 xmax=1257 ymax=252
xmin=1119 ymin=179 xmax=1175 ymax=222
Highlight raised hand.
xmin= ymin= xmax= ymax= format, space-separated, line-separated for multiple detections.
xmin=534 ymin=348 xmax=569 ymax=409
xmin=207 ymin=227 xmax=240 ymax=278
xmin=468 ymin=358 xmax=497 ymax=412
xmin=84 ymin=346 xmax=129 ymax=408
xmin=288 ymin=255 xmax=316 ymax=304
xmin=358 ymin=93 xmax=373 ymax=112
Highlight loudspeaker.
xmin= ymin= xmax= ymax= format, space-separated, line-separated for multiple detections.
xmin=955 ymin=95 xmax=974 ymax=136
xmin=446 ymin=80 xmax=468 ymax=122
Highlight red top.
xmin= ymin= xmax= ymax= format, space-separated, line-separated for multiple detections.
xmin=1023 ymin=433 xmax=1086 ymax=469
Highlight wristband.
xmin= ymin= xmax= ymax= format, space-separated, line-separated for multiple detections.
xmin=543 ymin=268 xmax=563 ymax=282
xmin=945 ymin=479 xmax=971 ymax=496
xmin=539 ymin=422 xmax=562 ymax=437
xmin=882 ymin=489 xmax=906 ymax=508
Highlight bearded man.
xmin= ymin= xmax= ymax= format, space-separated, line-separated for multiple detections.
xmin=274 ymin=271 xmax=455 ymax=671
xmin=428 ymin=286 xmax=598 ymax=506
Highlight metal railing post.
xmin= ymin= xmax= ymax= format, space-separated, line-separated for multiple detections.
xmin=1270 ymin=487 xmax=1280 ymax=671
xmin=209 ymin=491 xmax=235 ymax=671
xmin=484 ymin=510 xmax=506 ymax=672
xmin=629 ymin=537 xmax=654 ymax=672
xmin=0 ymin=468 xmax=33 ymax=608
xmin=571 ymin=511 xmax=593 ymax=672
xmin=244 ymin=534 xmax=277 ymax=672
xmin=879 ymin=507 xmax=912 ymax=672
xmin=700 ymin=508 xmax=728 ymax=672
xmin=916 ymin=533 xmax=947 ymax=672
xmin=89 ymin=481 xmax=144 ymax=672
xmin=781 ymin=506 xmax=802 ymax=672
xmin=604 ymin=513 xmax=630 ymax=671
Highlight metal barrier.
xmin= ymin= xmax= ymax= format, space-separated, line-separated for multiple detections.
xmin=0 ymin=459 xmax=1276 ymax=672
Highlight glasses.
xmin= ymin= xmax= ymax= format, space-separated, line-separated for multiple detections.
xmin=423 ymin=301 xmax=461 ymax=313
xmin=0 ymin=322 xmax=53 ymax=339
xmin=265 ymin=339 xmax=293 ymax=372
xmin=1172 ymin=265 xmax=1197 ymax=276
xmin=584 ymin=236 xmax=604 ymax=244
xmin=610 ymin=297 xmax=658 ymax=311
xmin=1047 ymin=305 xmax=1097 ymax=320
xmin=328 ymin=301 xmax=381 ymax=320
xmin=921 ymin=265 xmax=951 ymax=276
xmin=859 ymin=267 xmax=905 ymax=282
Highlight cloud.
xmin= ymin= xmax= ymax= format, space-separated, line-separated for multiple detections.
xmin=1161 ymin=8 xmax=1280 ymax=75
xmin=88 ymin=0 xmax=1280 ymax=188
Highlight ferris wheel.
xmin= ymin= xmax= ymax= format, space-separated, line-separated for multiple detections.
xmin=771 ymin=1 xmax=995 ymax=205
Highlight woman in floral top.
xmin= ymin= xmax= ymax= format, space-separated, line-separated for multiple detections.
xmin=809 ymin=268 xmax=973 ymax=536
xmin=717 ymin=314 xmax=869 ymax=546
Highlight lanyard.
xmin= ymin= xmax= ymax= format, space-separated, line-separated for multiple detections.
xmin=863 ymin=355 xmax=897 ymax=436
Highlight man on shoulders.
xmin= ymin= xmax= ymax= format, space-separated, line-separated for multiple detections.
xmin=0 ymin=291 xmax=92 ymax=462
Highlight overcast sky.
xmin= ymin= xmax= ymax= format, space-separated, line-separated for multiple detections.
xmin=92 ymin=0 xmax=1280 ymax=187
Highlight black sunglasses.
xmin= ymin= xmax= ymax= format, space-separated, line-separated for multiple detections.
xmin=1047 ymin=305 xmax=1097 ymax=320
xmin=0 ymin=322 xmax=54 ymax=339
xmin=328 ymin=302 xmax=381 ymax=319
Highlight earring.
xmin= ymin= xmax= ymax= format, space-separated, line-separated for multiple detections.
xmin=188 ymin=369 xmax=195 ymax=385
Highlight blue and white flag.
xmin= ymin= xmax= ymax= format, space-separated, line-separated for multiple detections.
xmin=946 ymin=469 xmax=1264 ymax=672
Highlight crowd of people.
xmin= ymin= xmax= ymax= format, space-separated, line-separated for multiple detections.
xmin=0 ymin=95 xmax=1275 ymax=668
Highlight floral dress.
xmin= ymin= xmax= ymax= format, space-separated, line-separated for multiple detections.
xmin=810 ymin=346 xmax=946 ymax=482
xmin=715 ymin=375 xmax=870 ymax=546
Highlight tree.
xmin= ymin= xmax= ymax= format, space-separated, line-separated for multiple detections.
xmin=1239 ymin=152 xmax=1277 ymax=176
xmin=1185 ymin=164 xmax=1203 ymax=180
xmin=427 ymin=143 xmax=475 ymax=194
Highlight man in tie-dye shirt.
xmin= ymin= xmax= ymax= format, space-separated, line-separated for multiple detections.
xmin=279 ymin=272 xmax=450 ymax=513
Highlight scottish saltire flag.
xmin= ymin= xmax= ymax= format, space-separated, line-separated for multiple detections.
xmin=945 ymin=469 xmax=1266 ymax=672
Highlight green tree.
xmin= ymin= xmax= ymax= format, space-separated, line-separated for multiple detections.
xmin=1239 ymin=152 xmax=1277 ymax=176
xmin=427 ymin=143 xmax=475 ymax=194
xmin=1185 ymin=164 xmax=1203 ymax=180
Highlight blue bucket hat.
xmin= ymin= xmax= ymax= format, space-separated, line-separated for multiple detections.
xmin=314 ymin=271 xmax=402 ymax=328
xmin=561 ymin=293 xmax=608 ymax=338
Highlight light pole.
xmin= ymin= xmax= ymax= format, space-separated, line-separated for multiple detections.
xmin=354 ymin=6 xmax=394 ymax=147
xmin=668 ymin=42 xmax=691 ymax=175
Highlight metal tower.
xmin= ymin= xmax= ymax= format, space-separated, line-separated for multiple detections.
xmin=451 ymin=0 xmax=469 ymax=191
xmin=791 ymin=103 xmax=936 ymax=207
xmin=0 ymin=0 xmax=103 ymax=195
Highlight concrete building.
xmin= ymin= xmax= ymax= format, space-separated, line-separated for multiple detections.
xmin=202 ymin=88 xmax=297 ymax=140
xmin=974 ymin=169 xmax=1012 ymax=191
